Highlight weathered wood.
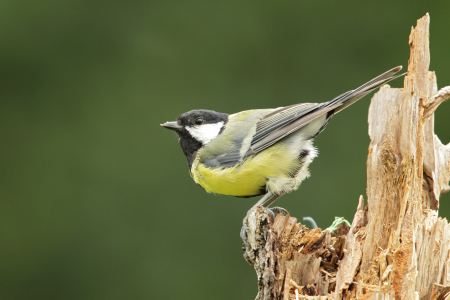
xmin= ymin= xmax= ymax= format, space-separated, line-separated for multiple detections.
xmin=243 ymin=207 xmax=281 ymax=300
xmin=243 ymin=207 xmax=347 ymax=299
xmin=354 ymin=14 xmax=450 ymax=300
xmin=335 ymin=196 xmax=367 ymax=299
xmin=242 ymin=13 xmax=450 ymax=300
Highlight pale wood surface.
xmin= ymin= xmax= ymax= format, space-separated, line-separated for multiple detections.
xmin=242 ymin=13 xmax=450 ymax=300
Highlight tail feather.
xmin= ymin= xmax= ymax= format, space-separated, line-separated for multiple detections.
xmin=327 ymin=66 xmax=404 ymax=113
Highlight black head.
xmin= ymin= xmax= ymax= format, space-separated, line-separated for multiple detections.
xmin=161 ymin=109 xmax=228 ymax=168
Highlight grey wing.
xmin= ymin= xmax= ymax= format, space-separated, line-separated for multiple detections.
xmin=246 ymin=102 xmax=340 ymax=156
xmin=201 ymin=104 xmax=331 ymax=167
xmin=202 ymin=151 xmax=243 ymax=168
xmin=251 ymin=103 xmax=319 ymax=144
xmin=202 ymin=66 xmax=404 ymax=167
xmin=246 ymin=66 xmax=404 ymax=156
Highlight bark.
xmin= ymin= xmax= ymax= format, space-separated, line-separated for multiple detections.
xmin=242 ymin=13 xmax=450 ymax=300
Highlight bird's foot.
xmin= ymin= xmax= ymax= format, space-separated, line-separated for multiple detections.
xmin=267 ymin=206 xmax=290 ymax=222
xmin=241 ymin=206 xmax=290 ymax=245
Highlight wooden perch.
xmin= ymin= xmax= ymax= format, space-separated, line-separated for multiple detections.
xmin=242 ymin=13 xmax=450 ymax=300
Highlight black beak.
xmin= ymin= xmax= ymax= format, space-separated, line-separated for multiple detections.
xmin=161 ymin=121 xmax=183 ymax=131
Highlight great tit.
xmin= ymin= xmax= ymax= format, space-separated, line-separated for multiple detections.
xmin=161 ymin=66 xmax=403 ymax=208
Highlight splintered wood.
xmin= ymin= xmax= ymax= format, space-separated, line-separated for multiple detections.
xmin=243 ymin=207 xmax=349 ymax=300
xmin=242 ymin=14 xmax=450 ymax=300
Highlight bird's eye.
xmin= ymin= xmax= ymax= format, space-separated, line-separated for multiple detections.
xmin=194 ymin=117 xmax=204 ymax=125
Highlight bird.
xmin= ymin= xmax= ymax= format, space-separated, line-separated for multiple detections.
xmin=161 ymin=66 xmax=403 ymax=210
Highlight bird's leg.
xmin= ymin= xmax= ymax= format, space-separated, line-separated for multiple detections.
xmin=254 ymin=192 xmax=282 ymax=207
xmin=254 ymin=192 xmax=289 ymax=221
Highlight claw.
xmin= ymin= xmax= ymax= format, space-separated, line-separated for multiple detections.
xmin=269 ymin=206 xmax=290 ymax=216
xmin=267 ymin=209 xmax=275 ymax=222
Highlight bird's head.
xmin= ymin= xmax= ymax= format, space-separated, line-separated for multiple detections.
xmin=161 ymin=109 xmax=228 ymax=163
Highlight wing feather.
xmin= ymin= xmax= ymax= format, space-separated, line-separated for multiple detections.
xmin=200 ymin=66 xmax=403 ymax=168
xmin=247 ymin=66 xmax=403 ymax=156
xmin=247 ymin=103 xmax=342 ymax=156
xmin=252 ymin=103 xmax=318 ymax=143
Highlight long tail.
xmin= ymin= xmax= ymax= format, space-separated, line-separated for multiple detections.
xmin=326 ymin=66 xmax=404 ymax=113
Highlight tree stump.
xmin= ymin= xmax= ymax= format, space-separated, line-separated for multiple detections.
xmin=242 ymin=13 xmax=450 ymax=300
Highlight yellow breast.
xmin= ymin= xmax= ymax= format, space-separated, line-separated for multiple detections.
xmin=191 ymin=143 xmax=299 ymax=197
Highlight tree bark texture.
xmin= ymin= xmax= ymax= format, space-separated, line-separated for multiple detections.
xmin=242 ymin=14 xmax=450 ymax=300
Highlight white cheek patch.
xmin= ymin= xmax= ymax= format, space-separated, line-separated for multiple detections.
xmin=186 ymin=122 xmax=224 ymax=144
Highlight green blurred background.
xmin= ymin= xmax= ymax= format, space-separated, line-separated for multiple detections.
xmin=1 ymin=1 xmax=449 ymax=299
